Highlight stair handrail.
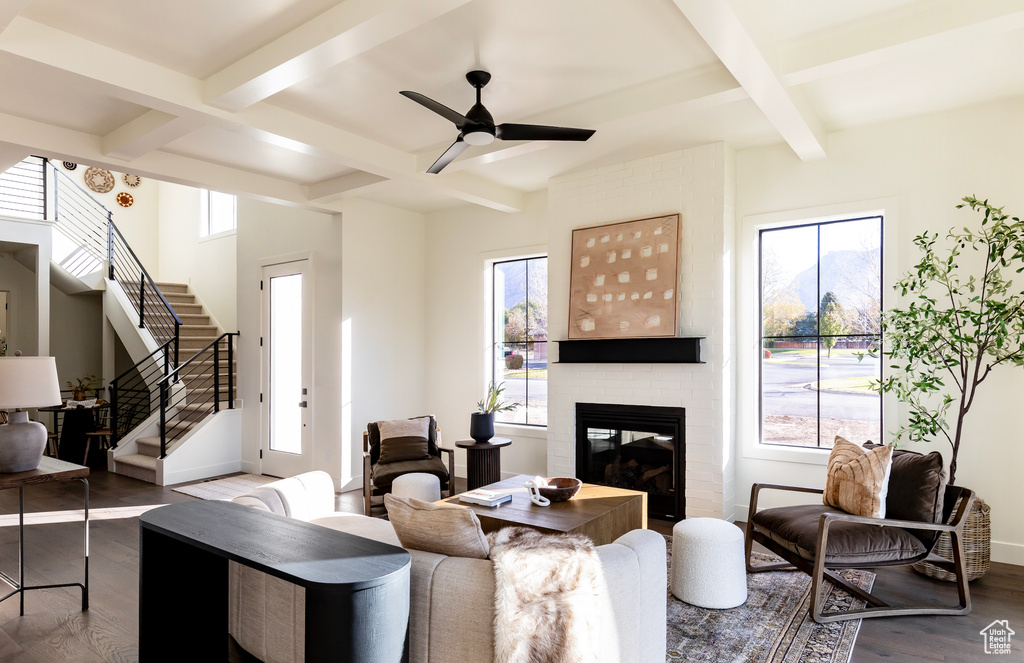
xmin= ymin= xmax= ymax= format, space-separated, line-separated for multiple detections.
xmin=107 ymin=220 xmax=182 ymax=367
xmin=47 ymin=160 xmax=109 ymax=261
xmin=156 ymin=331 xmax=238 ymax=458
xmin=108 ymin=338 xmax=176 ymax=448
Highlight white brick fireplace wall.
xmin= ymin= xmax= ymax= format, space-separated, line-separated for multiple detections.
xmin=546 ymin=142 xmax=736 ymax=520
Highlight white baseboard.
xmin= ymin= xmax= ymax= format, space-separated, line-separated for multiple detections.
xmin=992 ymin=541 xmax=1024 ymax=566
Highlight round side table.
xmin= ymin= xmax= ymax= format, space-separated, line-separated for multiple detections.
xmin=456 ymin=437 xmax=511 ymax=490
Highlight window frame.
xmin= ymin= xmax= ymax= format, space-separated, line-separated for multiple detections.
xmin=484 ymin=248 xmax=548 ymax=431
xmin=757 ymin=215 xmax=883 ymax=450
xmin=199 ymin=189 xmax=237 ymax=239
xmin=738 ymin=198 xmax=899 ymax=466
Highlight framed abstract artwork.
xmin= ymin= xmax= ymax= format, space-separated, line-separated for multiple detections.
xmin=568 ymin=213 xmax=681 ymax=339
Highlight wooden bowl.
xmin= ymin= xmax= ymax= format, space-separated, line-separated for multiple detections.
xmin=538 ymin=477 xmax=582 ymax=502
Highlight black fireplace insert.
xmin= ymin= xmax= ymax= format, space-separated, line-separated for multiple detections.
xmin=575 ymin=402 xmax=685 ymax=521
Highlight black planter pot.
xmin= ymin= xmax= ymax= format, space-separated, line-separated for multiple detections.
xmin=469 ymin=412 xmax=495 ymax=443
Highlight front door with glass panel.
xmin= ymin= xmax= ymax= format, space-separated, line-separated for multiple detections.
xmin=260 ymin=259 xmax=312 ymax=477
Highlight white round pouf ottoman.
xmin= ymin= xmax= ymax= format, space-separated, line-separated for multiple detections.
xmin=671 ymin=517 xmax=747 ymax=609
xmin=391 ymin=473 xmax=441 ymax=502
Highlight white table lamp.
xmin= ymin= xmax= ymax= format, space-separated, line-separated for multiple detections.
xmin=0 ymin=357 xmax=62 ymax=472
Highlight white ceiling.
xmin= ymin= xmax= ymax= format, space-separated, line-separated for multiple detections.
xmin=1 ymin=0 xmax=1022 ymax=215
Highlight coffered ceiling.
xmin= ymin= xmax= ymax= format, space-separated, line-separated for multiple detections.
xmin=1 ymin=0 xmax=1022 ymax=214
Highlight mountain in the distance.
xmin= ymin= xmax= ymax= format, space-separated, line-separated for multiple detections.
xmin=788 ymin=249 xmax=878 ymax=312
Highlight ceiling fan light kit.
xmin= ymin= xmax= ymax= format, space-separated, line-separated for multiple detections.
xmin=401 ymin=70 xmax=595 ymax=173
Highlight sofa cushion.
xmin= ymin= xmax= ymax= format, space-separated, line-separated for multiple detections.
xmin=824 ymin=437 xmax=893 ymax=518
xmin=371 ymin=455 xmax=449 ymax=490
xmin=368 ymin=415 xmax=438 ymax=465
xmin=378 ymin=417 xmax=432 ymax=464
xmin=752 ymin=504 xmax=928 ymax=566
xmin=384 ymin=495 xmax=490 ymax=559
xmin=864 ymin=442 xmax=946 ymax=524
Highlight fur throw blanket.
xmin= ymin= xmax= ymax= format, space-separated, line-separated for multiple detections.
xmin=488 ymin=527 xmax=612 ymax=663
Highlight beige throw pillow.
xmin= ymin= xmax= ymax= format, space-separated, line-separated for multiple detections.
xmin=823 ymin=436 xmax=894 ymax=518
xmin=377 ymin=417 xmax=431 ymax=464
xmin=384 ymin=494 xmax=490 ymax=559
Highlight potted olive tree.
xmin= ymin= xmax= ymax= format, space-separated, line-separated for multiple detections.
xmin=873 ymin=196 xmax=1024 ymax=580
xmin=471 ymin=381 xmax=518 ymax=443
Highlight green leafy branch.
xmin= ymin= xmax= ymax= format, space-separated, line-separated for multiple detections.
xmin=477 ymin=380 xmax=518 ymax=414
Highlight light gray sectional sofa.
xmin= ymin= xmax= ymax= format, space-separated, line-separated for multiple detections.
xmin=228 ymin=471 xmax=667 ymax=663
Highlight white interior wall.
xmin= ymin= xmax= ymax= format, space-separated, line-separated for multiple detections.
xmin=341 ymin=199 xmax=428 ymax=490
xmin=424 ymin=192 xmax=550 ymax=478
xmin=49 ymin=288 xmax=102 ymax=390
xmin=157 ymin=181 xmax=237 ymax=330
xmin=735 ymin=97 xmax=1024 ymax=564
xmin=235 ymin=197 xmax=428 ymax=491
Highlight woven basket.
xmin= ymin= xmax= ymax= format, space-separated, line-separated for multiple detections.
xmin=912 ymin=496 xmax=990 ymax=582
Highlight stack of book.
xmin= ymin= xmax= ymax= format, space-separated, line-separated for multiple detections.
xmin=459 ymin=489 xmax=512 ymax=507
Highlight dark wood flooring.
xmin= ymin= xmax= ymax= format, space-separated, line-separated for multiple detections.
xmin=0 ymin=470 xmax=1019 ymax=661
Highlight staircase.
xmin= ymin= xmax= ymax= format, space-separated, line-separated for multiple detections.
xmin=113 ymin=282 xmax=236 ymax=484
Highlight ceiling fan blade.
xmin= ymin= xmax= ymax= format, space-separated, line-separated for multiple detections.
xmin=400 ymin=91 xmax=468 ymax=127
xmin=427 ymin=136 xmax=469 ymax=174
xmin=495 ymin=123 xmax=595 ymax=142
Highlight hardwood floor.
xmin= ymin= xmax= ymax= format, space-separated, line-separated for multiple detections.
xmin=0 ymin=471 xmax=1019 ymax=662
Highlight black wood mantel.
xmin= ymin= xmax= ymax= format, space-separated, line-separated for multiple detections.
xmin=556 ymin=337 xmax=704 ymax=364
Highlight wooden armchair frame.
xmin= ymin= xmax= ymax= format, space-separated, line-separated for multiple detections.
xmin=745 ymin=482 xmax=975 ymax=623
xmin=362 ymin=427 xmax=455 ymax=516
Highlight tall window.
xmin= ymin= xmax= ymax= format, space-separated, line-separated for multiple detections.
xmin=759 ymin=216 xmax=882 ymax=448
xmin=492 ymin=257 xmax=548 ymax=426
xmin=200 ymin=189 xmax=236 ymax=237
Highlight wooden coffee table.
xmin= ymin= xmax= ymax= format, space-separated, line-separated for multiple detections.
xmin=441 ymin=474 xmax=646 ymax=546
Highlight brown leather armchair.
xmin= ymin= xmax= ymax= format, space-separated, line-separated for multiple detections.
xmin=362 ymin=415 xmax=455 ymax=516
xmin=745 ymin=447 xmax=974 ymax=623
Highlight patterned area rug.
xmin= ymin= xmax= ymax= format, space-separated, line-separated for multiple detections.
xmin=667 ymin=544 xmax=874 ymax=663
xmin=172 ymin=473 xmax=278 ymax=500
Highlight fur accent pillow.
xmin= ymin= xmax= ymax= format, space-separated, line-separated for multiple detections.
xmin=377 ymin=417 xmax=431 ymax=464
xmin=824 ymin=436 xmax=894 ymax=518
xmin=384 ymin=494 xmax=490 ymax=559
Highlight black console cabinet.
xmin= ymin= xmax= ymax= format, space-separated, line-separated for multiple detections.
xmin=139 ymin=500 xmax=411 ymax=662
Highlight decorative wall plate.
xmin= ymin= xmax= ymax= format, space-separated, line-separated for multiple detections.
xmin=84 ymin=167 xmax=115 ymax=193
xmin=116 ymin=192 xmax=134 ymax=208
xmin=63 ymin=161 xmax=77 ymax=171
xmin=123 ymin=173 xmax=141 ymax=187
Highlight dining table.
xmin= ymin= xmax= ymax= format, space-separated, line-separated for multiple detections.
xmin=39 ymin=400 xmax=110 ymax=469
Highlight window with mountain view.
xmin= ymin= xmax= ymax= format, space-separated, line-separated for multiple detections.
xmin=493 ymin=257 xmax=548 ymax=426
xmin=759 ymin=216 xmax=882 ymax=448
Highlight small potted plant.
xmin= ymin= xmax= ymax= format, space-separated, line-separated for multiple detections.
xmin=67 ymin=374 xmax=102 ymax=401
xmin=471 ymin=381 xmax=517 ymax=443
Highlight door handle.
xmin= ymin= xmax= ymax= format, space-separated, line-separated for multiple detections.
xmin=298 ymin=401 xmax=307 ymax=408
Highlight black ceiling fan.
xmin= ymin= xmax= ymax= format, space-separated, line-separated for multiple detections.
xmin=401 ymin=70 xmax=596 ymax=174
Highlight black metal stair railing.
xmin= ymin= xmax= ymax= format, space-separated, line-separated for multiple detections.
xmin=108 ymin=339 xmax=176 ymax=448
xmin=107 ymin=220 xmax=182 ymax=367
xmin=156 ymin=332 xmax=238 ymax=458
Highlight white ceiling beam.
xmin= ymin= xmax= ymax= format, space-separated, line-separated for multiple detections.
xmin=0 ymin=17 xmax=524 ymax=212
xmin=102 ymin=110 xmax=200 ymax=161
xmin=204 ymin=0 xmax=472 ymax=111
xmin=0 ymin=143 xmax=30 ymax=173
xmin=0 ymin=1 xmax=30 ymax=33
xmin=423 ymin=171 xmax=524 ymax=214
xmin=672 ymin=0 xmax=826 ymax=160
xmin=0 ymin=111 xmax=344 ymax=214
xmin=306 ymin=171 xmax=392 ymax=203
xmin=783 ymin=0 xmax=1024 ymax=86
xmin=428 ymin=67 xmax=748 ymax=172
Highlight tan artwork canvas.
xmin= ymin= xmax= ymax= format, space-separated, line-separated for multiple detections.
xmin=568 ymin=214 xmax=681 ymax=339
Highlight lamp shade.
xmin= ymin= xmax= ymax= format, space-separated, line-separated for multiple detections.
xmin=0 ymin=357 xmax=62 ymax=410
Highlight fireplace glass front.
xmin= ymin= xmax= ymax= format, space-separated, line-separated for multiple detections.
xmin=576 ymin=403 xmax=684 ymax=520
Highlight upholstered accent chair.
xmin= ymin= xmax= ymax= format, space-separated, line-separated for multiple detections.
xmin=363 ymin=415 xmax=454 ymax=515
xmin=745 ymin=447 xmax=975 ymax=623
